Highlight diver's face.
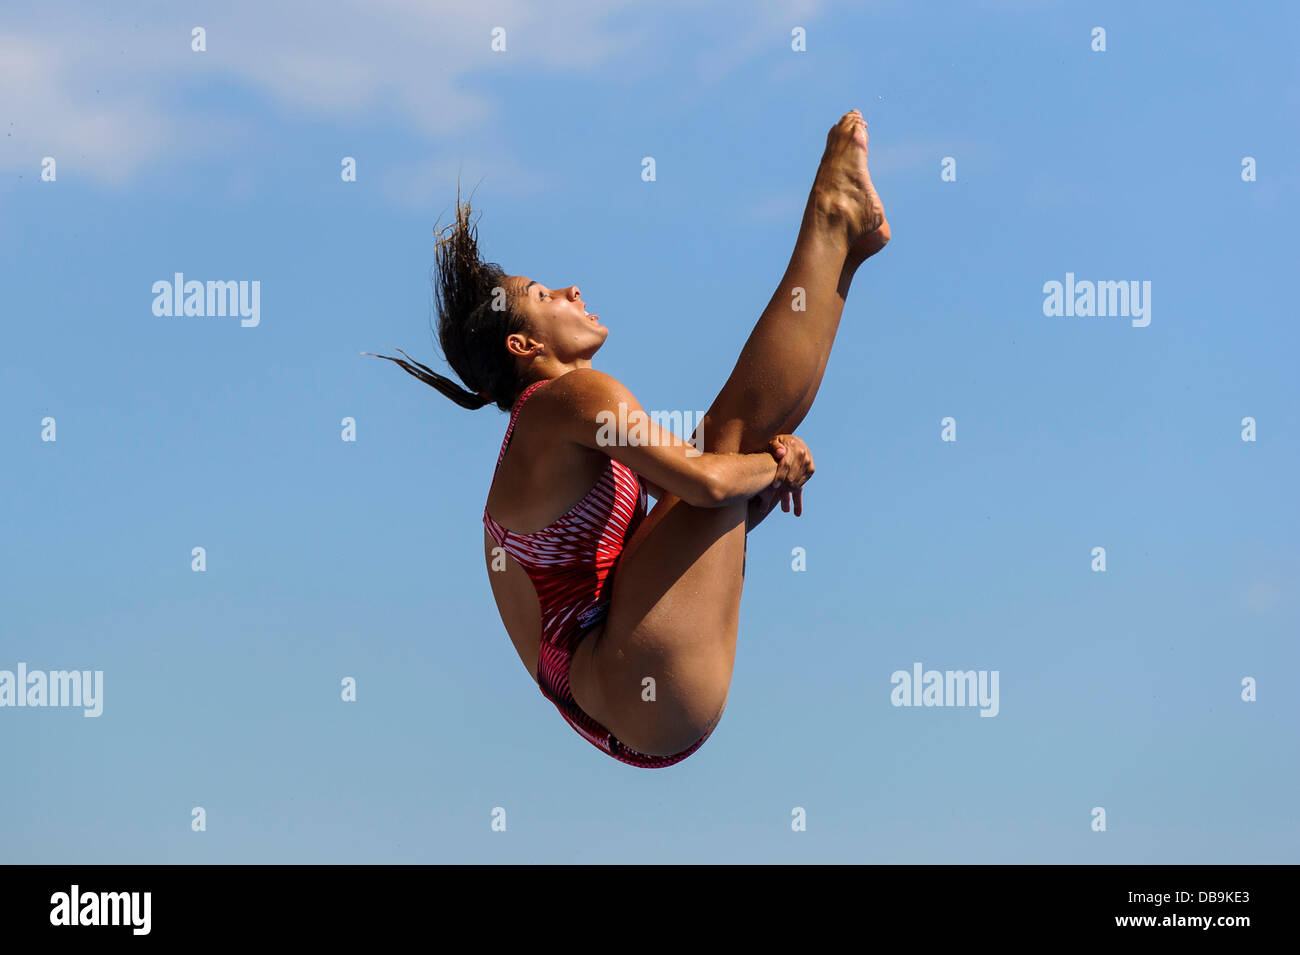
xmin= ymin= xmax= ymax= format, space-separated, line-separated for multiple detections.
xmin=504 ymin=276 xmax=608 ymax=361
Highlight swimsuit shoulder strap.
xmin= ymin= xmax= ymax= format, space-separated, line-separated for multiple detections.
xmin=493 ymin=379 xmax=551 ymax=469
xmin=484 ymin=379 xmax=551 ymax=545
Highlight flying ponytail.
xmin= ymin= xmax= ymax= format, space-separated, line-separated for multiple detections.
xmin=366 ymin=184 xmax=527 ymax=413
xmin=362 ymin=348 xmax=492 ymax=410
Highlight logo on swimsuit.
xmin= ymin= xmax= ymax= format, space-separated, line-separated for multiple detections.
xmin=889 ymin=662 xmax=999 ymax=717
xmin=577 ymin=605 xmax=607 ymax=628
xmin=595 ymin=402 xmax=707 ymax=457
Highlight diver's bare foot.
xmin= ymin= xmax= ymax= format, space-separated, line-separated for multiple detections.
xmin=809 ymin=110 xmax=884 ymax=250
xmin=847 ymin=216 xmax=891 ymax=266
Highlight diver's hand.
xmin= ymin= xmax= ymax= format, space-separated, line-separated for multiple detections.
xmin=768 ymin=435 xmax=813 ymax=517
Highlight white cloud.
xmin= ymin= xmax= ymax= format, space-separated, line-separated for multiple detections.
xmin=686 ymin=0 xmax=826 ymax=87
xmin=0 ymin=32 xmax=211 ymax=185
xmin=0 ymin=0 xmax=826 ymax=191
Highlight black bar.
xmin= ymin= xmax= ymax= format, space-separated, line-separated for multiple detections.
xmin=1 ymin=865 xmax=1284 ymax=941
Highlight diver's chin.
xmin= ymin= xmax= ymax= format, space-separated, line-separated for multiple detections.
xmin=580 ymin=336 xmax=607 ymax=363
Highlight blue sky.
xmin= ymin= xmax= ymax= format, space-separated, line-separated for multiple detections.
xmin=2 ymin=0 xmax=1296 ymax=863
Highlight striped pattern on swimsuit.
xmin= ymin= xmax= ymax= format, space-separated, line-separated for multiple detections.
xmin=483 ymin=379 xmax=712 ymax=768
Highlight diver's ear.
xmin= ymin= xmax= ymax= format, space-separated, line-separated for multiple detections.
xmin=506 ymin=333 xmax=542 ymax=359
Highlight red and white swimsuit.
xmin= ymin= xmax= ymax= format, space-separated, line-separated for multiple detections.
xmin=483 ymin=379 xmax=712 ymax=769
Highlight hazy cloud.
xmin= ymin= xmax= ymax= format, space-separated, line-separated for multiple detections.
xmin=1 ymin=0 xmax=827 ymax=191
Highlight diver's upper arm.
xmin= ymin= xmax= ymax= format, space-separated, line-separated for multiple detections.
xmin=556 ymin=369 xmax=721 ymax=508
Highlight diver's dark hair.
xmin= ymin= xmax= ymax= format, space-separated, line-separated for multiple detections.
xmin=365 ymin=185 xmax=527 ymax=412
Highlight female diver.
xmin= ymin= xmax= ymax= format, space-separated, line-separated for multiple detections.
xmin=370 ymin=110 xmax=889 ymax=768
